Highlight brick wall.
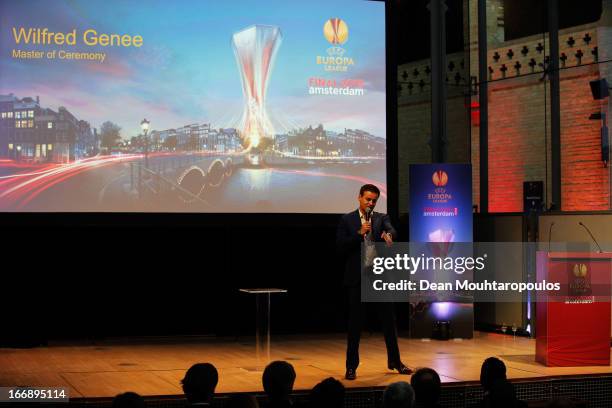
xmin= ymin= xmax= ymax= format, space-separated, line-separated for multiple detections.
xmin=487 ymin=76 xmax=549 ymax=212
xmin=483 ymin=24 xmax=607 ymax=212
xmin=560 ymin=67 xmax=609 ymax=210
xmin=397 ymin=7 xmax=610 ymax=213
xmin=397 ymin=54 xmax=471 ymax=212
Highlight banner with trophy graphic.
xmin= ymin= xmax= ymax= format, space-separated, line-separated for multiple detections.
xmin=409 ymin=164 xmax=473 ymax=339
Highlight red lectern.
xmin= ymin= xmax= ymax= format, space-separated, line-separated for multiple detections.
xmin=536 ymin=252 xmax=611 ymax=367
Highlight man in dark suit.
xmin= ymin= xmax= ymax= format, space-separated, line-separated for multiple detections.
xmin=336 ymin=184 xmax=412 ymax=380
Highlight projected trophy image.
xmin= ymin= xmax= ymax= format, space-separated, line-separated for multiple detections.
xmin=0 ymin=1 xmax=387 ymax=213
xmin=232 ymin=25 xmax=282 ymax=153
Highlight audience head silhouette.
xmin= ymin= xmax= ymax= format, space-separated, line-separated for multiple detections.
xmin=383 ymin=381 xmax=415 ymax=408
xmin=487 ymin=379 xmax=518 ymax=408
xmin=262 ymin=361 xmax=296 ymax=403
xmin=480 ymin=357 xmax=507 ymax=392
xmin=410 ymin=367 xmax=441 ymax=407
xmin=112 ymin=392 xmax=145 ymax=408
xmin=73 ymin=354 xmax=589 ymax=408
xmin=309 ymin=377 xmax=345 ymax=408
xmin=181 ymin=362 xmax=219 ymax=405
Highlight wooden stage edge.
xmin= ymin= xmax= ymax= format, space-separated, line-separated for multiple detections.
xmin=1 ymin=331 xmax=611 ymax=399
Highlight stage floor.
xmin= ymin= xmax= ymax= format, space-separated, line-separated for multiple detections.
xmin=1 ymin=332 xmax=611 ymax=399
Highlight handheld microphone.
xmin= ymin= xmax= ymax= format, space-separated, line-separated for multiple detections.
xmin=364 ymin=207 xmax=373 ymax=240
xmin=578 ymin=221 xmax=603 ymax=253
xmin=548 ymin=221 xmax=555 ymax=252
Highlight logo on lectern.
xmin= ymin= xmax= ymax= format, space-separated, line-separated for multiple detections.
xmin=567 ymin=263 xmax=593 ymax=302
xmin=573 ymin=263 xmax=588 ymax=278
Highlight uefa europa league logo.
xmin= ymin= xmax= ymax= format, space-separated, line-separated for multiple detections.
xmin=323 ymin=18 xmax=349 ymax=45
xmin=569 ymin=263 xmax=592 ymax=297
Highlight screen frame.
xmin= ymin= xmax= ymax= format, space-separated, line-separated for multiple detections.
xmin=0 ymin=0 xmax=397 ymax=228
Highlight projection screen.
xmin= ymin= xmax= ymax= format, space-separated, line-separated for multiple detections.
xmin=0 ymin=0 xmax=386 ymax=213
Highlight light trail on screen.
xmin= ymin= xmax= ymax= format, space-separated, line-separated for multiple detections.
xmin=0 ymin=155 xmax=141 ymax=208
xmin=268 ymin=167 xmax=387 ymax=199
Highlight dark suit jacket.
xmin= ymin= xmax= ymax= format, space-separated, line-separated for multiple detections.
xmin=336 ymin=209 xmax=397 ymax=287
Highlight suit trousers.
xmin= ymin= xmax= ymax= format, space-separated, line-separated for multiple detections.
xmin=346 ymin=284 xmax=401 ymax=369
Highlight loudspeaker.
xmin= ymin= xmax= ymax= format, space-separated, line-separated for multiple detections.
xmin=590 ymin=78 xmax=610 ymax=100
xmin=523 ymin=181 xmax=543 ymax=212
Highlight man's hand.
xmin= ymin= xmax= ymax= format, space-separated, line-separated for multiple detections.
xmin=381 ymin=231 xmax=393 ymax=247
xmin=358 ymin=221 xmax=372 ymax=236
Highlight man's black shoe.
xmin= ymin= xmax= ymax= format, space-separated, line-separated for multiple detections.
xmin=388 ymin=362 xmax=413 ymax=375
xmin=345 ymin=368 xmax=356 ymax=380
